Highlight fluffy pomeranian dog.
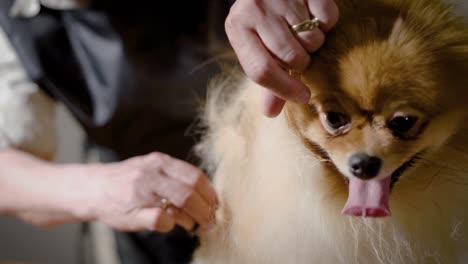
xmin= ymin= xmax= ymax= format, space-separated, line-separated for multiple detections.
xmin=193 ymin=0 xmax=468 ymax=263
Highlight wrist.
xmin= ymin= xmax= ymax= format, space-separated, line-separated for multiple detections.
xmin=0 ymin=150 xmax=98 ymax=224
xmin=50 ymin=163 xmax=100 ymax=222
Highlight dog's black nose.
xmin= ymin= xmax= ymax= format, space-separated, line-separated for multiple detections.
xmin=348 ymin=154 xmax=382 ymax=180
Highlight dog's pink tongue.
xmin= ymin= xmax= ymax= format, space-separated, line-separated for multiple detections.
xmin=342 ymin=177 xmax=391 ymax=217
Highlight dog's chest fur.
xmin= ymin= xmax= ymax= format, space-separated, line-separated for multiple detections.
xmin=193 ymin=82 xmax=468 ymax=264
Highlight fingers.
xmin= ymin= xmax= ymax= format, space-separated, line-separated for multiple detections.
xmin=307 ymin=0 xmax=339 ymax=32
xmin=92 ymin=153 xmax=220 ymax=233
xmin=119 ymin=207 xmax=196 ymax=233
xmin=134 ymin=177 xmax=214 ymax=232
xmin=256 ymin=16 xmax=310 ymax=72
xmin=162 ymin=157 xmax=218 ymax=207
xmin=129 ymin=208 xmax=175 ymax=232
xmin=226 ymin=0 xmax=340 ymax=117
xmin=262 ymin=89 xmax=286 ymax=117
xmin=139 ymin=153 xmax=216 ymax=229
xmin=226 ymin=26 xmax=310 ymax=104
xmin=150 ymin=175 xmax=214 ymax=229
xmin=284 ymin=1 xmax=326 ymax=53
xmin=166 ymin=206 xmax=196 ymax=231
xmin=177 ymin=190 xmax=215 ymax=229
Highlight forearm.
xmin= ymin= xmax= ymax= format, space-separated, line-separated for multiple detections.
xmin=0 ymin=149 xmax=219 ymax=232
xmin=0 ymin=148 xmax=94 ymax=226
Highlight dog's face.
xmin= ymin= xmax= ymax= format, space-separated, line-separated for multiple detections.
xmin=286 ymin=5 xmax=468 ymax=217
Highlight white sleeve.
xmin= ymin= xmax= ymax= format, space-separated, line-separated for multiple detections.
xmin=0 ymin=25 xmax=56 ymax=160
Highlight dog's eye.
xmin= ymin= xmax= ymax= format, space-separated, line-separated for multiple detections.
xmin=388 ymin=116 xmax=418 ymax=135
xmin=325 ymin=112 xmax=350 ymax=130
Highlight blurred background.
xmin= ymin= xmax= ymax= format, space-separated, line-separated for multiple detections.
xmin=0 ymin=104 xmax=84 ymax=264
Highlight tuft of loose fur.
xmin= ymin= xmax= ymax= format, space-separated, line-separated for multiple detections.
xmin=193 ymin=0 xmax=468 ymax=263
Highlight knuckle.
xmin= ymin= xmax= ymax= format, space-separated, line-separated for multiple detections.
xmin=246 ymin=60 xmax=274 ymax=86
xmin=131 ymin=168 xmax=146 ymax=180
xmin=224 ymin=13 xmax=237 ymax=33
xmin=281 ymin=48 xmax=307 ymax=70
xmin=186 ymin=169 xmax=205 ymax=188
xmin=173 ymin=188 xmax=193 ymax=208
xmin=225 ymin=3 xmax=245 ymax=30
xmin=187 ymin=170 xmax=204 ymax=187
xmin=146 ymin=152 xmax=170 ymax=165
xmin=129 ymin=168 xmax=146 ymax=183
xmin=226 ymin=0 xmax=264 ymax=32
xmin=127 ymin=169 xmax=150 ymax=203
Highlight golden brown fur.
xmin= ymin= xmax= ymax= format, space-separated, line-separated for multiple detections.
xmin=193 ymin=0 xmax=468 ymax=263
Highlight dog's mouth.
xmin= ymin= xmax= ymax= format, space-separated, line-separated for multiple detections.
xmin=302 ymin=138 xmax=424 ymax=218
xmin=342 ymin=153 xmax=422 ymax=218
xmin=390 ymin=153 xmax=421 ymax=189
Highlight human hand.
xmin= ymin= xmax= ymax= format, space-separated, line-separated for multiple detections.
xmin=85 ymin=152 xmax=218 ymax=233
xmin=225 ymin=0 xmax=339 ymax=117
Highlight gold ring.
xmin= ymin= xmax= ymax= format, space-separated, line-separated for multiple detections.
xmin=160 ymin=197 xmax=171 ymax=210
xmin=291 ymin=18 xmax=321 ymax=33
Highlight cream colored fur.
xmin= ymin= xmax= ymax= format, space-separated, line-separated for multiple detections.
xmin=193 ymin=0 xmax=468 ymax=263
xmin=194 ymin=78 xmax=468 ymax=264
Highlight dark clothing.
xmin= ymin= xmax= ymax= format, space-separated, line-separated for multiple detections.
xmin=0 ymin=0 xmax=231 ymax=263
xmin=0 ymin=0 xmax=231 ymax=161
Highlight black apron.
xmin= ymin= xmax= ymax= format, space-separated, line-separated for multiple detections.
xmin=0 ymin=0 xmax=231 ymax=263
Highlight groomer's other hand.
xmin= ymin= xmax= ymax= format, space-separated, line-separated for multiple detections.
xmin=86 ymin=152 xmax=218 ymax=233
xmin=225 ymin=0 xmax=339 ymax=117
xmin=0 ymin=150 xmax=217 ymax=233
